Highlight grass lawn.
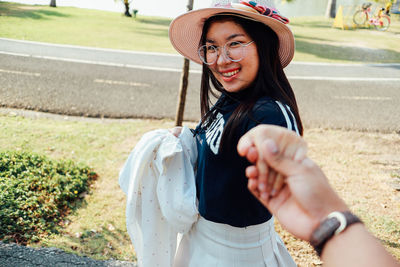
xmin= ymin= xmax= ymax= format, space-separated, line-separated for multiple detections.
xmin=0 ymin=112 xmax=399 ymax=265
xmin=0 ymin=2 xmax=175 ymax=53
xmin=0 ymin=2 xmax=400 ymax=63
xmin=0 ymin=112 xmax=176 ymax=261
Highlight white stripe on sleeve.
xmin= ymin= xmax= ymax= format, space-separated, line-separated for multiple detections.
xmin=285 ymin=105 xmax=300 ymax=136
xmin=275 ymin=101 xmax=292 ymax=131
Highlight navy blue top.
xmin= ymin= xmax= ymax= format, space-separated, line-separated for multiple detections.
xmin=194 ymin=93 xmax=298 ymax=227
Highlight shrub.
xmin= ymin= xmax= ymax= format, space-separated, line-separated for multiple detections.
xmin=0 ymin=151 xmax=97 ymax=244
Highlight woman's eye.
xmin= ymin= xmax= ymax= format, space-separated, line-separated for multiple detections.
xmin=229 ymin=41 xmax=242 ymax=48
xmin=206 ymin=45 xmax=217 ymax=52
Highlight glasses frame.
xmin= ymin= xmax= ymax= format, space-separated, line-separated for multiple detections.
xmin=198 ymin=40 xmax=255 ymax=65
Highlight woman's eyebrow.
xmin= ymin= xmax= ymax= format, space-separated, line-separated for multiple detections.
xmin=227 ymin=33 xmax=245 ymax=40
xmin=205 ymin=33 xmax=246 ymax=44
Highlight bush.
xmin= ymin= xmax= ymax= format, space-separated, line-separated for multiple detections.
xmin=0 ymin=151 xmax=97 ymax=244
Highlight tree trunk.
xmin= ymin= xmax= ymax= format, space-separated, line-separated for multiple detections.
xmin=124 ymin=0 xmax=132 ymax=17
xmin=49 ymin=0 xmax=56 ymax=7
xmin=325 ymin=0 xmax=337 ymax=18
xmin=175 ymin=0 xmax=194 ymax=127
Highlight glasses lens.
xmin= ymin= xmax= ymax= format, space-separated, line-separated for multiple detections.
xmin=198 ymin=45 xmax=218 ymax=65
xmin=225 ymin=41 xmax=245 ymax=62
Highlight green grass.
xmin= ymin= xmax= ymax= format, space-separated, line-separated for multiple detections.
xmin=0 ymin=2 xmax=175 ymax=53
xmin=1 ymin=114 xmax=400 ymax=263
xmin=290 ymin=16 xmax=400 ymax=63
xmin=0 ymin=151 xmax=97 ymax=244
xmin=0 ymin=113 xmax=178 ymax=261
xmin=356 ymin=209 xmax=400 ymax=257
xmin=1 ymin=2 xmax=400 ymax=63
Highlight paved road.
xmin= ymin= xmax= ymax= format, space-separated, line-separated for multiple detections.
xmin=1 ymin=38 xmax=399 ymax=132
xmin=0 ymin=242 xmax=136 ymax=267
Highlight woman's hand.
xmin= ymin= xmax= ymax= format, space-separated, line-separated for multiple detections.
xmin=169 ymin=127 xmax=183 ymax=137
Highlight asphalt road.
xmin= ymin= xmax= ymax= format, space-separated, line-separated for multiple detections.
xmin=0 ymin=241 xmax=136 ymax=267
xmin=1 ymin=38 xmax=399 ymax=132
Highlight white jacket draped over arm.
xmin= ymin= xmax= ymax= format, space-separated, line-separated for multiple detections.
xmin=119 ymin=127 xmax=198 ymax=267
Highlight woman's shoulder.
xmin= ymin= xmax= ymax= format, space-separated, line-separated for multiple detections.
xmin=252 ymin=96 xmax=283 ymax=116
xmin=249 ymin=96 xmax=297 ymax=131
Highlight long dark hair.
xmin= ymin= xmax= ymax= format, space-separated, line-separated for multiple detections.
xmin=199 ymin=14 xmax=303 ymax=153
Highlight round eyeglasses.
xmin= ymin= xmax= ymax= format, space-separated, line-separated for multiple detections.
xmin=198 ymin=40 xmax=255 ymax=65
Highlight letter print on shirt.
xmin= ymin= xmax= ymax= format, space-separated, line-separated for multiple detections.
xmin=205 ymin=113 xmax=225 ymax=155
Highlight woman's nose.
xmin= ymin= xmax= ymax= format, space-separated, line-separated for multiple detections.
xmin=216 ymin=49 xmax=231 ymax=65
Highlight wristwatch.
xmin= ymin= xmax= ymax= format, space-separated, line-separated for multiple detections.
xmin=310 ymin=211 xmax=363 ymax=256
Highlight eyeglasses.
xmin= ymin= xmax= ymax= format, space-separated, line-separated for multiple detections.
xmin=198 ymin=40 xmax=255 ymax=65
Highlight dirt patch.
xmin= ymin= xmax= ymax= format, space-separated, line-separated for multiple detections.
xmin=276 ymin=128 xmax=400 ymax=266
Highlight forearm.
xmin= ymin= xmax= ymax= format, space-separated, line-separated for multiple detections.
xmin=322 ymin=223 xmax=399 ymax=267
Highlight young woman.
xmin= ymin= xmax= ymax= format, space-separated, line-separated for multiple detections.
xmin=169 ymin=0 xmax=302 ymax=266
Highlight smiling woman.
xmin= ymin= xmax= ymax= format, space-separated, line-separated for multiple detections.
xmin=123 ymin=0 xmax=303 ymax=266
xmin=169 ymin=2 xmax=304 ymax=265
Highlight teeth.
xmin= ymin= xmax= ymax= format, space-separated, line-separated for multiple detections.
xmin=222 ymin=69 xmax=239 ymax=77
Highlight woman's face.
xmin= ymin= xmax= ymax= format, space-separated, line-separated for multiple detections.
xmin=205 ymin=20 xmax=259 ymax=93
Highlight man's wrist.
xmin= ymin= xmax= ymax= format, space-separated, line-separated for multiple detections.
xmin=310 ymin=211 xmax=363 ymax=256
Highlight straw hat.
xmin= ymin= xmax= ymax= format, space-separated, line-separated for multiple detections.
xmin=169 ymin=0 xmax=295 ymax=68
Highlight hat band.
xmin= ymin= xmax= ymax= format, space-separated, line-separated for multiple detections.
xmin=216 ymin=1 xmax=289 ymax=24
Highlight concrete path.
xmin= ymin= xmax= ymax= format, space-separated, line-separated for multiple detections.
xmin=0 ymin=242 xmax=137 ymax=267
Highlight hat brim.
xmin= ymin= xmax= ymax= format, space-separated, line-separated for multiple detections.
xmin=169 ymin=7 xmax=295 ymax=68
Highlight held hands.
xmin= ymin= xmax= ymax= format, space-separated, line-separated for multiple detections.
xmin=237 ymin=125 xmax=348 ymax=241
xmin=238 ymin=125 xmax=307 ymax=199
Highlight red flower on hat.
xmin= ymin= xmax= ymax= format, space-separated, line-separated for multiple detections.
xmin=239 ymin=0 xmax=289 ymax=24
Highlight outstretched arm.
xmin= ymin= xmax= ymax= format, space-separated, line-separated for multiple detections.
xmin=237 ymin=125 xmax=399 ymax=267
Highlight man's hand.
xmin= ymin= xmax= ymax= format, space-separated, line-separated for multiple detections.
xmin=238 ymin=125 xmax=348 ymax=241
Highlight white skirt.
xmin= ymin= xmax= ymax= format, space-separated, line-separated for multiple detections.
xmin=174 ymin=216 xmax=297 ymax=267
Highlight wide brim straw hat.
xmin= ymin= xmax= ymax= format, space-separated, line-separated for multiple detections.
xmin=169 ymin=0 xmax=295 ymax=68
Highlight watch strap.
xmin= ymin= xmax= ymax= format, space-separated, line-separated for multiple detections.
xmin=310 ymin=211 xmax=362 ymax=256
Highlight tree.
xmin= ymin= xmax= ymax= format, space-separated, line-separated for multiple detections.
xmin=49 ymin=0 xmax=56 ymax=7
xmin=325 ymin=0 xmax=337 ymax=18
xmin=114 ymin=0 xmax=132 ymax=17
xmin=175 ymin=0 xmax=194 ymax=126
xmin=123 ymin=0 xmax=131 ymax=17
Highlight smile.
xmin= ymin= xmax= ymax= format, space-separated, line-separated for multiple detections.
xmin=220 ymin=69 xmax=240 ymax=78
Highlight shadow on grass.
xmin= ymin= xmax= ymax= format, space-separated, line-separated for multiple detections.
xmin=61 ymin=222 xmax=135 ymax=261
xmin=136 ymin=17 xmax=172 ymax=27
xmin=295 ymin=38 xmax=400 ymax=64
xmin=0 ymin=2 xmax=70 ymax=19
xmin=134 ymin=28 xmax=169 ymax=38
xmin=380 ymin=239 xmax=400 ymax=249
xmin=291 ymin=20 xmax=332 ymax=29
xmin=294 ymin=34 xmax=333 ymax=43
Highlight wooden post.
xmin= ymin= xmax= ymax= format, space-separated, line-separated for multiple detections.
xmin=175 ymin=0 xmax=194 ymax=127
